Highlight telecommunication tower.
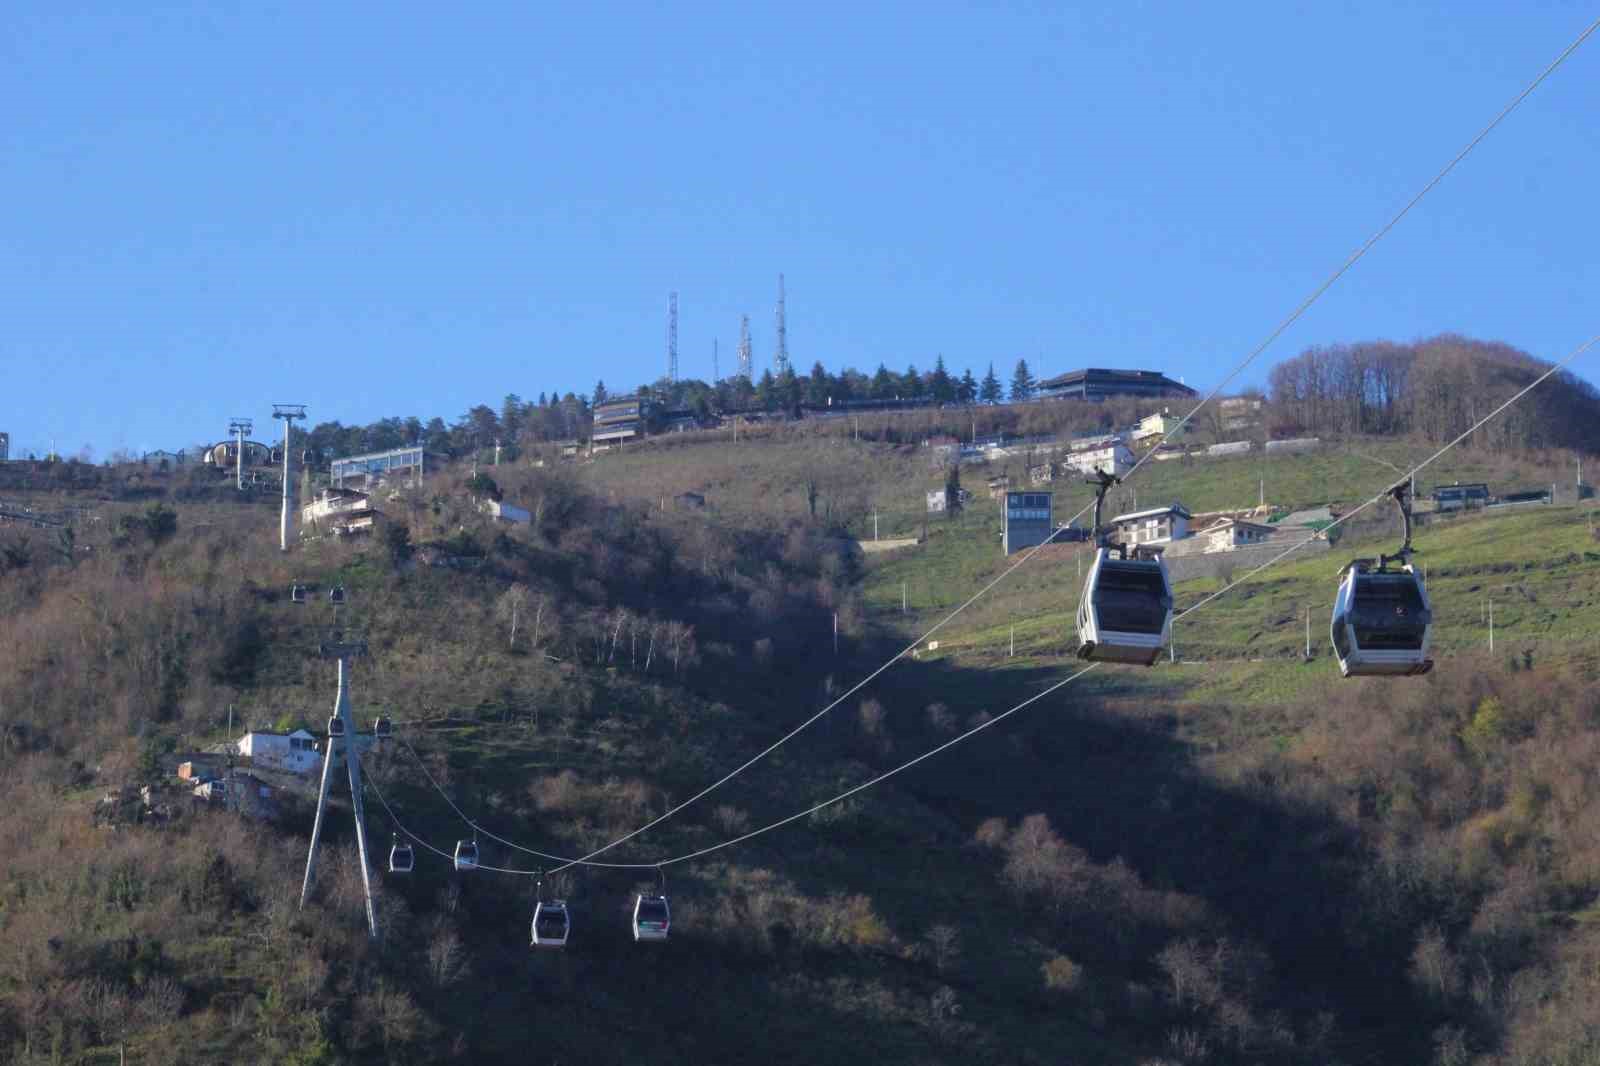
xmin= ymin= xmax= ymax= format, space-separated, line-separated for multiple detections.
xmin=666 ymin=291 xmax=679 ymax=383
xmin=737 ymin=315 xmax=753 ymax=380
xmin=228 ymin=418 xmax=253 ymax=491
xmin=272 ymin=404 xmax=307 ymax=552
xmin=774 ymin=273 xmax=790 ymax=376
xmin=713 ymin=338 xmax=719 ymax=383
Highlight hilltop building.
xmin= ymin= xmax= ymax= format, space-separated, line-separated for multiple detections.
xmin=1036 ymin=368 xmax=1197 ymax=403
xmin=330 ymin=445 xmax=432 ymax=489
xmin=301 ymin=487 xmax=380 ymax=536
xmin=592 ymin=395 xmax=649 ymax=450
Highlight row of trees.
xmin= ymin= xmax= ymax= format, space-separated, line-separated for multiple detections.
xmin=1267 ymin=333 xmax=1600 ymax=451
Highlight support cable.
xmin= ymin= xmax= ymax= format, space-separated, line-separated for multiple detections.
xmin=374 ymin=311 xmax=1587 ymax=879
xmin=542 ymin=15 xmax=1600 ymax=871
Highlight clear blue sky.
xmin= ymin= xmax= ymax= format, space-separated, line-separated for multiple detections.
xmin=3 ymin=3 xmax=1597 ymax=458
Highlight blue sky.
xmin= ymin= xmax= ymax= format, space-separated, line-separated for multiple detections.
xmin=3 ymin=3 xmax=1597 ymax=458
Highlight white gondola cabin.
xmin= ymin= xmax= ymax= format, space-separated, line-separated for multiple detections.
xmin=388 ymin=840 xmax=414 ymax=874
xmin=1331 ymin=561 xmax=1434 ymax=677
xmin=453 ymin=840 xmax=479 ymax=872
xmin=532 ymin=901 xmax=570 ymax=948
xmin=632 ymin=895 xmax=671 ymax=942
xmin=1075 ymin=548 xmax=1173 ymax=666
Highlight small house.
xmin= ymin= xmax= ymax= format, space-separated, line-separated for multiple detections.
xmin=1196 ymin=517 xmax=1275 ymax=553
xmin=1062 ymin=442 xmax=1137 ymax=479
xmin=986 ymin=475 xmax=1011 ymax=500
xmin=236 ymin=729 xmax=321 ymax=775
xmin=480 ymin=498 xmax=532 ymax=524
xmin=1109 ymin=503 xmax=1192 ymax=548
xmin=1431 ymin=482 xmax=1490 ymax=512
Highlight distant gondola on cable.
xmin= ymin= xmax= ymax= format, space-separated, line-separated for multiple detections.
xmin=453 ymin=839 xmax=479 ymax=872
xmin=1074 ymin=469 xmax=1174 ymax=667
xmin=532 ymin=875 xmax=570 ymax=948
xmin=1331 ymin=483 xmax=1435 ymax=678
xmin=633 ymin=869 xmax=671 ymax=942
xmin=388 ymin=836 xmax=414 ymax=875
xmin=327 ymin=715 xmax=346 ymax=738
xmin=372 ymin=716 xmax=392 ymax=740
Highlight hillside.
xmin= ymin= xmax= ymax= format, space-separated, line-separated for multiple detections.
xmin=2 ymin=428 xmax=1600 ymax=1065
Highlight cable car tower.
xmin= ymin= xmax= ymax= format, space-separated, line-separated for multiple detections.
xmin=272 ymin=404 xmax=307 ymax=552
xmin=298 ymin=590 xmax=380 ymax=939
xmin=228 ymin=418 xmax=252 ymax=491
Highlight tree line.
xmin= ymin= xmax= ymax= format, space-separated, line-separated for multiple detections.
xmin=1267 ymin=333 xmax=1600 ymax=452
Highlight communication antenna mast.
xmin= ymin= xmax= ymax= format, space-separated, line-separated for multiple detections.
xmin=667 ymin=291 xmax=679 ymax=383
xmin=272 ymin=404 xmax=307 ymax=552
xmin=737 ymin=315 xmax=753 ymax=380
xmin=713 ymin=338 xmax=719 ymax=383
xmin=774 ymin=273 xmax=790 ymax=375
xmin=228 ymin=418 xmax=253 ymax=491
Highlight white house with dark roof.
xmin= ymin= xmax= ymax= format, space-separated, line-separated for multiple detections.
xmin=1109 ymin=503 xmax=1192 ymax=548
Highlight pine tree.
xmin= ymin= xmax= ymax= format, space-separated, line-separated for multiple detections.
xmin=1010 ymin=359 xmax=1036 ymax=402
xmin=903 ymin=364 xmax=924 ymax=398
xmin=594 ymin=380 xmax=609 ymax=406
xmin=979 ymin=363 xmax=1003 ymax=404
xmin=871 ymin=363 xmax=896 ymax=399
xmin=929 ymin=355 xmax=955 ymax=404
xmin=957 ymin=369 xmax=978 ymax=405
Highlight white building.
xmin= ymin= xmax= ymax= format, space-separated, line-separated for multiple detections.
xmin=237 ymin=729 xmax=321 ymax=774
xmin=1196 ymin=517 xmax=1275 ymax=552
xmin=1132 ymin=410 xmax=1185 ymax=447
xmin=1109 ymin=504 xmax=1192 ymax=548
xmin=1205 ymin=440 xmax=1253 ymax=457
xmin=301 ymin=488 xmax=380 ymax=536
xmin=1062 ymin=442 xmax=1136 ymax=479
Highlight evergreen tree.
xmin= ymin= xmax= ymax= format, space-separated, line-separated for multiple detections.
xmin=1010 ymin=359 xmax=1036 ymax=402
xmin=944 ymin=461 xmax=963 ymax=518
xmin=807 ymin=361 xmax=830 ymax=405
xmin=929 ymin=355 xmax=955 ymax=404
xmin=755 ymin=369 xmax=778 ymax=409
xmin=871 ymin=363 xmax=896 ymax=399
xmin=979 ymin=363 xmax=1003 ymax=404
xmin=903 ymin=364 xmax=924 ymax=398
xmin=957 ymin=368 xmax=978 ymax=405
xmin=594 ymin=380 xmax=609 ymax=406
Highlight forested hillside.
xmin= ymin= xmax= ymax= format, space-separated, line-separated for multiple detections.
xmin=4 ymin=342 xmax=1600 ymax=1064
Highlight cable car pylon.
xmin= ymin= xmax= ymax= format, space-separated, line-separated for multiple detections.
xmin=299 ymin=628 xmax=379 ymax=939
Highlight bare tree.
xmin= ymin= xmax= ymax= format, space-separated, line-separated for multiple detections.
xmin=496 ymin=583 xmax=530 ymax=649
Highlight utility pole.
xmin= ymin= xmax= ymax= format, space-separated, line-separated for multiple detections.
xmin=833 ymin=611 xmax=839 ymax=656
xmin=901 ymin=581 xmax=907 ymax=614
xmin=229 ymin=418 xmax=252 ymax=491
xmin=300 ymin=630 xmax=379 ymax=939
xmin=874 ymin=510 xmax=879 ymax=541
xmin=1305 ymin=605 xmax=1311 ymax=660
xmin=1009 ymin=625 xmax=1014 ymax=658
xmin=272 ymin=405 xmax=307 ymax=552
xmin=1489 ymin=597 xmax=1495 ymax=654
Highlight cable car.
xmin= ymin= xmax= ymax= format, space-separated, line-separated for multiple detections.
xmin=328 ymin=585 xmax=347 ymax=606
xmin=388 ymin=838 xmax=414 ymax=875
xmin=373 ymin=716 xmax=392 ymax=739
xmin=1074 ymin=470 xmax=1173 ymax=666
xmin=290 ymin=584 xmax=308 ymax=604
xmin=453 ymin=840 xmax=478 ymax=872
xmin=327 ymin=715 xmax=346 ymax=738
xmin=1330 ymin=483 xmax=1434 ymax=678
xmin=632 ymin=894 xmax=671 ymax=942
xmin=532 ymin=900 xmax=570 ymax=948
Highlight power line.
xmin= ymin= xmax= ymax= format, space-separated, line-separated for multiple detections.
xmin=535 ymin=17 xmax=1599 ymax=872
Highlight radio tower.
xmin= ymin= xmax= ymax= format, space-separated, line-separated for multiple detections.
xmin=737 ymin=315 xmax=753 ymax=380
xmin=773 ymin=273 xmax=790 ymax=375
xmin=666 ymin=291 xmax=679 ymax=383
xmin=713 ymin=338 xmax=719 ymax=382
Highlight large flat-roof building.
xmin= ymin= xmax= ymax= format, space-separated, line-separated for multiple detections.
xmin=1037 ymin=368 xmax=1197 ymax=402
xmin=330 ymin=445 xmax=432 ymax=489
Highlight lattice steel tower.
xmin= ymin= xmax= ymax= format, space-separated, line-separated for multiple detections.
xmin=773 ymin=274 xmax=790 ymax=375
xmin=737 ymin=315 xmax=753 ymax=380
xmin=666 ymin=291 xmax=679 ymax=383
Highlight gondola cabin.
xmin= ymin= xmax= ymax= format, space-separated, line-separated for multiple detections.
xmin=328 ymin=585 xmax=348 ymax=605
xmin=373 ymin=717 xmax=392 ymax=739
xmin=389 ymin=841 xmax=414 ymax=874
xmin=532 ymin=901 xmax=570 ymax=948
xmin=1331 ymin=561 xmax=1434 ymax=677
xmin=1075 ymin=548 xmax=1173 ymax=666
xmin=633 ymin=895 xmax=671 ymax=942
xmin=327 ymin=715 xmax=346 ymax=738
xmin=453 ymin=840 xmax=479 ymax=872
xmin=290 ymin=584 xmax=308 ymax=604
